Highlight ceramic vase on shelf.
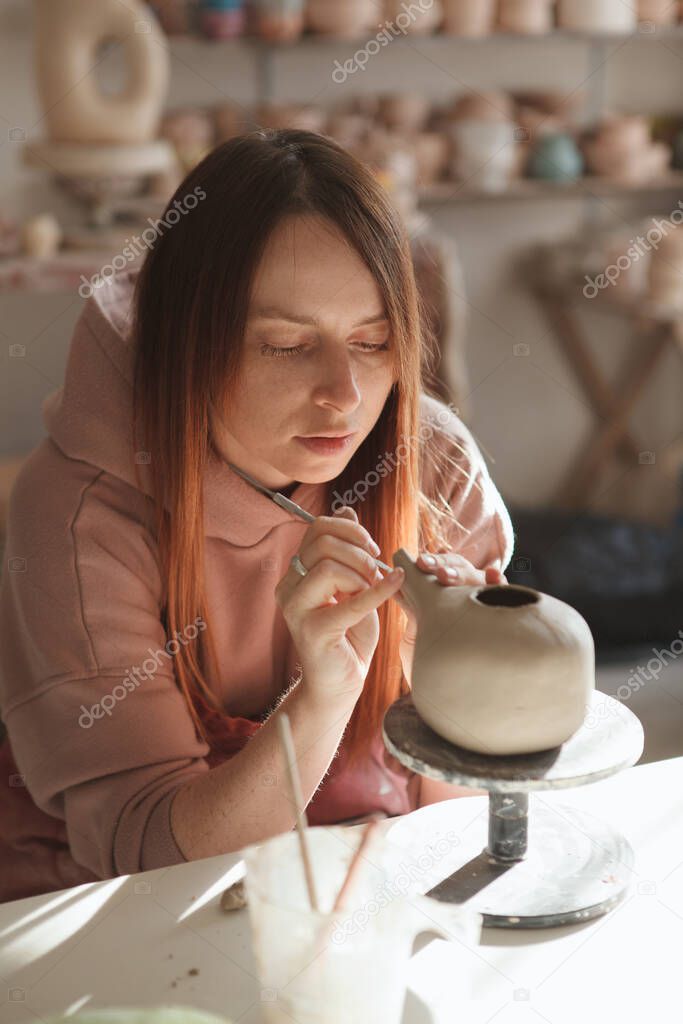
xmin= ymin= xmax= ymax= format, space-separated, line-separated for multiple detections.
xmin=306 ymin=0 xmax=377 ymax=38
xmin=528 ymin=133 xmax=584 ymax=181
xmin=383 ymin=0 xmax=444 ymax=33
xmin=637 ymin=0 xmax=678 ymax=24
xmin=160 ymin=107 xmax=214 ymax=171
xmin=449 ymin=90 xmax=516 ymax=123
xmin=148 ymin=0 xmax=193 ymax=35
xmin=199 ymin=0 xmax=246 ymax=39
xmin=250 ymin=0 xmax=305 ymax=41
xmin=442 ymin=0 xmax=496 ymax=36
xmin=450 ymin=120 xmax=519 ymax=192
xmin=377 ymin=93 xmax=432 ymax=134
xmin=392 ymin=548 xmax=595 ymax=756
xmin=582 ymin=115 xmax=671 ymax=183
xmin=413 ymin=131 xmax=451 ymax=184
xmin=32 ymin=0 xmax=169 ymax=144
xmin=498 ymin=0 xmax=555 ymax=34
xmin=557 ymin=0 xmax=637 ymax=33
xmin=254 ymin=102 xmax=326 ymax=132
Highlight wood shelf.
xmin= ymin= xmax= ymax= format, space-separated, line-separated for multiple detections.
xmin=3 ymin=171 xmax=683 ymax=295
xmin=418 ymin=172 xmax=683 ymax=204
xmin=168 ymin=24 xmax=683 ymax=49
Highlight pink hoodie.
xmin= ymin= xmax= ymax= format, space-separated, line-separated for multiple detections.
xmin=0 ymin=269 xmax=515 ymax=903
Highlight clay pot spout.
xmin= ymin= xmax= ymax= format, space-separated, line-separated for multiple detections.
xmin=391 ymin=547 xmax=435 ymax=618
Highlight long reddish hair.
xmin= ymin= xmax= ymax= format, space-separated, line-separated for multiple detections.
xmin=131 ymin=128 xmax=465 ymax=768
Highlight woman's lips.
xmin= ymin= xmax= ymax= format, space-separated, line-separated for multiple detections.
xmin=295 ymin=433 xmax=356 ymax=455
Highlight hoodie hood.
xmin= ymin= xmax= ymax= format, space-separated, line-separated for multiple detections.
xmin=41 ymin=269 xmax=324 ymax=547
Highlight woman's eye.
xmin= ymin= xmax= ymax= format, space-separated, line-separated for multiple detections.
xmin=259 ymin=342 xmax=389 ymax=358
xmin=259 ymin=343 xmax=305 ymax=358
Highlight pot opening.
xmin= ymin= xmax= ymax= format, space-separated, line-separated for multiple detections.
xmin=476 ymin=586 xmax=539 ymax=608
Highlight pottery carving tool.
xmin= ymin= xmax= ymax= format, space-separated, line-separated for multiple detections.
xmin=225 ymin=460 xmax=393 ymax=574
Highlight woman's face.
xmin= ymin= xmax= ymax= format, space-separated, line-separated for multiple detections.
xmin=210 ymin=214 xmax=396 ymax=490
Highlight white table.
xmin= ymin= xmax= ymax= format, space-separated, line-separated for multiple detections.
xmin=0 ymin=755 xmax=680 ymax=1024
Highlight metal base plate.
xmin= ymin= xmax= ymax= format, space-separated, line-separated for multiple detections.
xmin=387 ymin=798 xmax=635 ymax=929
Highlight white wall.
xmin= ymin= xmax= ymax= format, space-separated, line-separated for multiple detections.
xmin=2 ymin=0 xmax=682 ymax=523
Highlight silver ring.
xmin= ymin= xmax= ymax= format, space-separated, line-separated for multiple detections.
xmin=290 ymin=553 xmax=308 ymax=577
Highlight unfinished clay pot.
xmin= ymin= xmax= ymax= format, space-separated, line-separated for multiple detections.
xmin=33 ymin=0 xmax=169 ymax=144
xmin=391 ymin=548 xmax=595 ymax=756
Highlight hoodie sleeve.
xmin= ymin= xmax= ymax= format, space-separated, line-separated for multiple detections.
xmin=0 ymin=444 xmax=211 ymax=878
xmin=422 ymin=398 xmax=515 ymax=573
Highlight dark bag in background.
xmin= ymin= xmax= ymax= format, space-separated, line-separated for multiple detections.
xmin=506 ymin=506 xmax=683 ymax=650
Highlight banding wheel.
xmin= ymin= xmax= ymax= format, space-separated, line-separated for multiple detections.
xmin=382 ymin=691 xmax=644 ymax=929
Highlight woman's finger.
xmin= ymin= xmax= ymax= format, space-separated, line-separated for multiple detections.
xmin=312 ymin=566 xmax=405 ymax=634
xmin=283 ymin=557 xmax=383 ymax=633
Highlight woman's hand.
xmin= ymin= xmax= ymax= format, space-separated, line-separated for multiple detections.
xmin=275 ymin=506 xmax=405 ymax=708
xmin=396 ymin=551 xmax=507 ymax=687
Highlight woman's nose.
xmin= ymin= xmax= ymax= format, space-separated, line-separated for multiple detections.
xmin=313 ymin=354 xmax=362 ymax=408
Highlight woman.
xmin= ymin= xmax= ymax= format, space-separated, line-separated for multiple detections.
xmin=0 ymin=129 xmax=514 ymax=902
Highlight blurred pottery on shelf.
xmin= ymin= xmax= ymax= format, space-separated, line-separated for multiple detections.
xmin=585 ymin=140 xmax=671 ymax=182
xmin=516 ymin=106 xmax=564 ymax=140
xmin=213 ymin=102 xmax=249 ymax=143
xmin=250 ymin=0 xmax=305 ymax=41
xmin=557 ymin=0 xmax=637 ymax=33
xmin=528 ymin=133 xmax=584 ymax=180
xmin=359 ymin=133 xmax=419 ymax=223
xmin=33 ymin=0 xmax=169 ymax=144
xmin=160 ymin=108 xmax=214 ymax=170
xmin=383 ymin=0 xmax=443 ymax=33
xmin=442 ymin=0 xmax=496 ymax=36
xmin=413 ymin=131 xmax=451 ymax=183
xmin=637 ymin=0 xmax=678 ymax=24
xmin=449 ymin=91 xmax=516 ymax=123
xmin=306 ymin=0 xmax=376 ymax=37
xmin=21 ymin=214 xmax=62 ymax=260
xmin=199 ymin=1 xmax=246 ymax=39
xmin=499 ymin=0 xmax=555 ymax=34
xmin=450 ymin=120 xmax=519 ymax=192
xmin=582 ymin=115 xmax=671 ymax=183
xmin=325 ymin=112 xmax=372 ymax=148
xmin=148 ymin=0 xmax=192 ymax=34
xmin=597 ymin=115 xmax=651 ymax=152
xmin=377 ymin=94 xmax=432 ymax=134
xmin=254 ymin=103 xmax=326 ymax=133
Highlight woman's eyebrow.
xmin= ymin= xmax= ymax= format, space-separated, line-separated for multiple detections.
xmin=249 ymin=305 xmax=389 ymax=328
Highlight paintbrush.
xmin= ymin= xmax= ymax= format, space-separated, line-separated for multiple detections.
xmin=226 ymin=460 xmax=393 ymax=574
xmin=277 ymin=712 xmax=319 ymax=912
